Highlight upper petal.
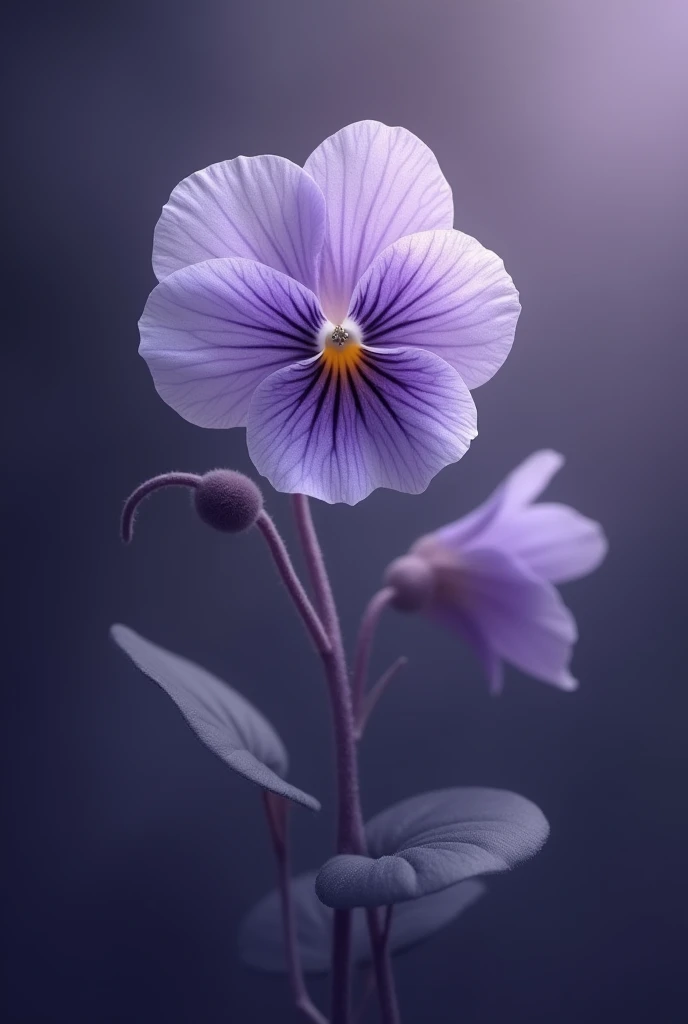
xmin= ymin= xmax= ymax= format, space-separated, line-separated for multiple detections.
xmin=349 ymin=230 xmax=521 ymax=389
xmin=139 ymin=258 xmax=324 ymax=428
xmin=304 ymin=121 xmax=453 ymax=322
xmin=152 ymin=155 xmax=326 ymax=291
xmin=448 ymin=547 xmax=579 ymax=691
xmin=247 ymin=344 xmax=477 ymax=505
xmin=433 ymin=449 xmax=565 ymax=550
xmin=483 ymin=503 xmax=608 ymax=584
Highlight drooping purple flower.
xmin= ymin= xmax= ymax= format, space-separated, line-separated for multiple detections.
xmin=385 ymin=451 xmax=608 ymax=692
xmin=139 ymin=121 xmax=520 ymax=505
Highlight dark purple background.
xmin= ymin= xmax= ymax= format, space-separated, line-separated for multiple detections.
xmin=4 ymin=1 xmax=687 ymax=1021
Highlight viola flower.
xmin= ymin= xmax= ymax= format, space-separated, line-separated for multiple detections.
xmin=139 ymin=121 xmax=520 ymax=504
xmin=385 ymin=451 xmax=608 ymax=693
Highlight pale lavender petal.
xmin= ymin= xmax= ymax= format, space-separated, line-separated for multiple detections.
xmin=446 ymin=548 xmax=579 ymax=690
xmin=431 ymin=603 xmax=505 ymax=695
xmin=349 ymin=230 xmax=520 ymax=389
xmin=247 ymin=345 xmax=477 ymax=505
xmin=152 ymin=156 xmax=326 ymax=290
xmin=484 ymin=503 xmax=608 ymax=584
xmin=304 ymin=121 xmax=453 ymax=322
xmin=432 ymin=449 xmax=565 ymax=551
xmin=139 ymin=258 xmax=324 ymax=428
xmin=497 ymin=450 xmax=565 ymax=509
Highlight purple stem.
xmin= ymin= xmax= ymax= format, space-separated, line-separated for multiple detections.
xmin=366 ymin=907 xmax=400 ymax=1024
xmin=291 ymin=495 xmax=367 ymax=1024
xmin=354 ymin=657 xmax=408 ymax=740
xmin=262 ymin=792 xmax=329 ymax=1024
xmin=291 ymin=495 xmax=366 ymax=854
xmin=351 ymin=588 xmax=395 ymax=725
xmin=291 ymin=496 xmax=402 ymax=1024
xmin=120 ymin=472 xmax=201 ymax=543
xmin=255 ymin=512 xmax=332 ymax=658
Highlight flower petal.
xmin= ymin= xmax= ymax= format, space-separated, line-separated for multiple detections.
xmin=451 ymin=548 xmax=579 ymax=690
xmin=247 ymin=345 xmax=477 ymax=505
xmin=316 ymin=788 xmax=548 ymax=909
xmin=432 ymin=449 xmax=565 ymax=550
xmin=431 ymin=604 xmax=505 ymax=695
xmin=110 ymin=625 xmax=320 ymax=810
xmin=350 ymin=230 xmax=520 ymax=389
xmin=304 ymin=121 xmax=453 ymax=322
xmin=139 ymin=257 xmax=324 ymax=428
xmin=484 ymin=503 xmax=608 ymax=584
xmin=152 ymin=156 xmax=326 ymax=291
xmin=239 ymin=871 xmax=485 ymax=974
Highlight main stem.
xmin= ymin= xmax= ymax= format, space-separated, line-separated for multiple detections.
xmin=291 ymin=495 xmax=366 ymax=1024
xmin=291 ymin=495 xmax=400 ymax=1024
xmin=292 ymin=495 xmax=366 ymax=855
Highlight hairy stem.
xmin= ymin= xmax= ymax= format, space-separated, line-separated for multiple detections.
xmin=291 ymin=495 xmax=367 ymax=1024
xmin=291 ymin=496 xmax=401 ymax=1024
xmin=120 ymin=472 xmax=201 ymax=543
xmin=255 ymin=512 xmax=332 ymax=657
xmin=262 ymin=792 xmax=328 ymax=1024
xmin=291 ymin=495 xmax=366 ymax=854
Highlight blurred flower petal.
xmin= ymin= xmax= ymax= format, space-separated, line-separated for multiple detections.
xmin=484 ymin=502 xmax=609 ymax=584
xmin=446 ymin=548 xmax=579 ymax=690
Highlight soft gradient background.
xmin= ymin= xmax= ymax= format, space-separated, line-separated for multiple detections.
xmin=4 ymin=1 xmax=687 ymax=1021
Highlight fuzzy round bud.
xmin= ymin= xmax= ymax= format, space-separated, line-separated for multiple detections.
xmin=383 ymin=554 xmax=435 ymax=612
xmin=193 ymin=470 xmax=263 ymax=533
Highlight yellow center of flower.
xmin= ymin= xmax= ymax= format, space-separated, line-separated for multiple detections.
xmin=320 ymin=320 xmax=363 ymax=374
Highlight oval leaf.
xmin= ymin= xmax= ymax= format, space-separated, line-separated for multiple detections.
xmin=316 ymin=787 xmax=547 ymax=908
xmin=110 ymin=624 xmax=320 ymax=811
xmin=239 ymin=871 xmax=485 ymax=973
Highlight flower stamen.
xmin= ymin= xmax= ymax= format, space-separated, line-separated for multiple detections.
xmin=320 ymin=320 xmax=363 ymax=374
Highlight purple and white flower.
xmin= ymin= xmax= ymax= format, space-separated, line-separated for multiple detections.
xmin=139 ymin=121 xmax=520 ymax=504
xmin=386 ymin=451 xmax=608 ymax=692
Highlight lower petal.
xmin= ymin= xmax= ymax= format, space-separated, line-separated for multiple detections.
xmin=246 ymin=346 xmax=477 ymax=505
xmin=449 ymin=548 xmax=578 ymax=690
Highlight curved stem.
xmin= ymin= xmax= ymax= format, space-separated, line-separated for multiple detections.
xmin=291 ymin=495 xmax=367 ymax=1024
xmin=354 ymin=657 xmax=408 ymax=740
xmin=351 ymin=588 xmax=395 ymax=725
xmin=262 ymin=793 xmax=328 ymax=1024
xmin=255 ymin=512 xmax=331 ymax=658
xmin=121 ymin=472 xmax=201 ymax=543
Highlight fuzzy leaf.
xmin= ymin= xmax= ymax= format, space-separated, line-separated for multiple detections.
xmin=111 ymin=624 xmax=319 ymax=811
xmin=239 ymin=871 xmax=485 ymax=973
xmin=316 ymin=788 xmax=547 ymax=908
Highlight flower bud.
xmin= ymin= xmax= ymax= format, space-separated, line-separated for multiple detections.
xmin=383 ymin=554 xmax=435 ymax=612
xmin=194 ymin=470 xmax=263 ymax=533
